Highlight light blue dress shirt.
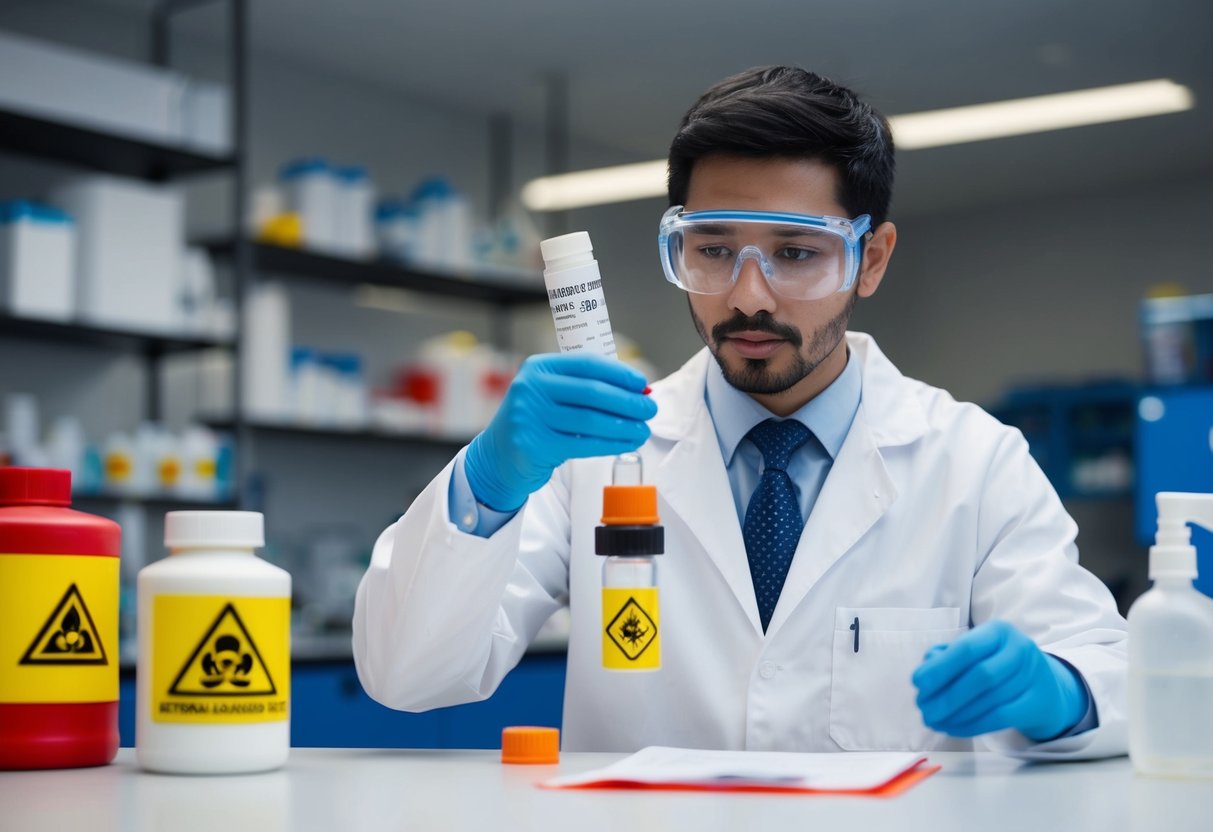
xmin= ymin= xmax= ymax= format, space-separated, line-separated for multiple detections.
xmin=706 ymin=349 xmax=860 ymax=526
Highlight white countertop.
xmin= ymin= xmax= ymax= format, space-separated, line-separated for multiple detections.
xmin=1 ymin=749 xmax=1210 ymax=832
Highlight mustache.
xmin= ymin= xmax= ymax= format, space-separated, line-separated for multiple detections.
xmin=712 ymin=312 xmax=803 ymax=349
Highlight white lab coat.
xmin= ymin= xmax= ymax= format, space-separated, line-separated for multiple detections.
xmin=354 ymin=332 xmax=1128 ymax=759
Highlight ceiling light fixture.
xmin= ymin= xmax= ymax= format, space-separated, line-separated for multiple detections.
xmin=520 ymin=78 xmax=1195 ymax=212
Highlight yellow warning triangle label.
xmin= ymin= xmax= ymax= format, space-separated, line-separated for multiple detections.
xmin=167 ymin=602 xmax=278 ymax=697
xmin=20 ymin=583 xmax=108 ymax=666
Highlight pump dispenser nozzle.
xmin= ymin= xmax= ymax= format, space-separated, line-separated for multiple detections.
xmin=1151 ymin=492 xmax=1213 ymax=579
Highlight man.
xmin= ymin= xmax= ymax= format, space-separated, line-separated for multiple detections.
xmin=354 ymin=66 xmax=1127 ymax=758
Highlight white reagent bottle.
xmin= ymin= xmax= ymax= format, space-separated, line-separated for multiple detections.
xmin=137 ymin=511 xmax=291 ymax=774
xmin=540 ymin=231 xmax=616 ymax=358
xmin=1127 ymin=492 xmax=1213 ymax=778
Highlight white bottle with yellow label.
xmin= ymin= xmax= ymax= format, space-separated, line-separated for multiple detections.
xmin=136 ymin=511 xmax=290 ymax=774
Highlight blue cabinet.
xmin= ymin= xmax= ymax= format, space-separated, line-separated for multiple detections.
xmin=119 ymin=651 xmax=568 ymax=748
xmin=1135 ymin=386 xmax=1213 ymax=596
xmin=988 ymin=381 xmax=1137 ymax=500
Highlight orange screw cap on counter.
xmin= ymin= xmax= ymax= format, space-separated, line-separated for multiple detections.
xmin=501 ymin=726 xmax=560 ymax=764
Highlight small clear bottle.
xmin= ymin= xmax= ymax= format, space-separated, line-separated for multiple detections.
xmin=1128 ymin=492 xmax=1213 ymax=778
xmin=596 ymin=454 xmax=662 ymax=671
xmin=136 ymin=511 xmax=291 ymax=774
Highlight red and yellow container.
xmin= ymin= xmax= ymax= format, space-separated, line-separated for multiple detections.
xmin=0 ymin=467 xmax=120 ymax=769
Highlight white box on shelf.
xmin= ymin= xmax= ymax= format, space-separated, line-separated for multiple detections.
xmin=178 ymin=79 xmax=231 ymax=154
xmin=0 ymin=30 xmax=178 ymax=146
xmin=0 ymin=200 xmax=75 ymax=321
xmin=51 ymin=175 xmax=183 ymax=333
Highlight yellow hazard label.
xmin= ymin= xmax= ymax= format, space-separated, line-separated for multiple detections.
xmin=0 ymin=554 xmax=119 ymax=703
xmin=602 ymin=587 xmax=660 ymax=671
xmin=151 ymin=595 xmax=290 ymax=724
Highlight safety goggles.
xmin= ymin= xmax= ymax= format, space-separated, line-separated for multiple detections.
xmin=658 ymin=206 xmax=872 ymax=301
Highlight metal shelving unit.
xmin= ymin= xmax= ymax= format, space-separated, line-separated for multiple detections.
xmin=0 ymin=0 xmax=247 ymax=508
xmin=205 ymin=417 xmax=472 ymax=448
xmin=0 ymin=108 xmax=235 ymax=181
xmin=0 ymin=313 xmax=232 ymax=353
xmin=203 ymin=239 xmax=546 ymax=305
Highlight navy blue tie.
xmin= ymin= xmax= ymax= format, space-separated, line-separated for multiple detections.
xmin=743 ymin=419 xmax=812 ymax=633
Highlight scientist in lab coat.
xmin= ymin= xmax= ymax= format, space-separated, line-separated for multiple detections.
xmin=354 ymin=66 xmax=1127 ymax=758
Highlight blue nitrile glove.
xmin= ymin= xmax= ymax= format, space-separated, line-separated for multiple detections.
xmin=463 ymin=353 xmax=657 ymax=512
xmin=911 ymin=620 xmax=1090 ymax=742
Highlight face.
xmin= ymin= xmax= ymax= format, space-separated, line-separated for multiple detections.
xmin=683 ymin=155 xmax=895 ymax=414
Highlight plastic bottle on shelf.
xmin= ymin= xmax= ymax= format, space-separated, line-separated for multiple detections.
xmin=374 ymin=198 xmax=419 ymax=263
xmin=242 ymin=282 xmax=292 ymax=421
xmin=4 ymin=393 xmax=45 ymax=467
xmin=596 ymin=453 xmax=663 ymax=671
xmin=540 ymin=231 xmax=617 ymax=358
xmin=0 ymin=467 xmax=121 ymax=770
xmin=1128 ymin=492 xmax=1213 ymax=778
xmin=178 ymin=426 xmax=218 ymax=501
xmin=136 ymin=511 xmax=291 ymax=774
xmin=411 ymin=177 xmax=471 ymax=270
xmin=335 ymin=165 xmax=375 ymax=259
xmin=45 ymin=415 xmax=84 ymax=484
xmin=279 ymin=157 xmax=339 ymax=253
xmin=102 ymin=431 xmax=136 ymax=496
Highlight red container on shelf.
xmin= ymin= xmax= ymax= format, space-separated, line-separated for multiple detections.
xmin=0 ymin=467 xmax=121 ymax=769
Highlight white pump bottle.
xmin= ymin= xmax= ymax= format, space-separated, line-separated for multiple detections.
xmin=1127 ymin=492 xmax=1213 ymax=778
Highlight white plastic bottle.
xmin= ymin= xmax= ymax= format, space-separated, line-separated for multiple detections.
xmin=136 ymin=511 xmax=291 ymax=774
xmin=540 ymin=231 xmax=617 ymax=358
xmin=1127 ymin=492 xmax=1213 ymax=778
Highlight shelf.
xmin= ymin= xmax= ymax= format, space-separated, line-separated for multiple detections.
xmin=0 ymin=107 xmax=234 ymax=181
xmin=208 ymin=418 xmax=473 ymax=448
xmin=72 ymin=490 xmax=238 ymax=509
xmin=202 ymin=240 xmax=548 ymax=304
xmin=0 ymin=313 xmax=232 ymax=353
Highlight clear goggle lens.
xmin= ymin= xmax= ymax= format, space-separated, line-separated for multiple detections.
xmin=659 ymin=209 xmax=870 ymax=301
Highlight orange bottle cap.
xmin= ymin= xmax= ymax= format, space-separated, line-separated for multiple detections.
xmin=501 ymin=726 xmax=560 ymax=764
xmin=600 ymin=484 xmax=659 ymax=526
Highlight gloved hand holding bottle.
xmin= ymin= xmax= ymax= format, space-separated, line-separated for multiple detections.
xmin=912 ymin=620 xmax=1091 ymax=742
xmin=463 ymin=354 xmax=657 ymax=512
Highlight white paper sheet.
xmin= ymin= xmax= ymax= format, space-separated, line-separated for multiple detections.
xmin=544 ymin=746 xmax=928 ymax=791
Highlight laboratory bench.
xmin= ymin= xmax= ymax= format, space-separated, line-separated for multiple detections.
xmin=2 ymin=750 xmax=1210 ymax=832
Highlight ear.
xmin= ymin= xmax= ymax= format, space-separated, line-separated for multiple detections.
xmin=857 ymin=221 xmax=896 ymax=298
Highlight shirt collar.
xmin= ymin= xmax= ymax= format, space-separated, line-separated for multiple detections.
xmin=705 ymin=347 xmax=862 ymax=464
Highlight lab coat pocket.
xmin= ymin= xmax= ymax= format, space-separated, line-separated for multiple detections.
xmin=829 ymin=606 xmax=964 ymax=751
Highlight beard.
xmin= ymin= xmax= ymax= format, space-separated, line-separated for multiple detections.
xmin=690 ymin=292 xmax=856 ymax=395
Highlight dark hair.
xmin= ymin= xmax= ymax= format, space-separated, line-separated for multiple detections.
xmin=667 ymin=66 xmax=895 ymax=226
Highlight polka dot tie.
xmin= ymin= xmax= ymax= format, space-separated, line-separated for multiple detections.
xmin=742 ymin=418 xmax=812 ymax=633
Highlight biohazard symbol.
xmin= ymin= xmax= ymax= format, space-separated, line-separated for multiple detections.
xmin=20 ymin=583 xmax=108 ymax=666
xmin=605 ymin=596 xmax=658 ymax=661
xmin=168 ymin=603 xmax=277 ymax=697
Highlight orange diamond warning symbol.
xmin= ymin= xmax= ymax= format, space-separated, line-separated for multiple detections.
xmin=20 ymin=583 xmax=108 ymax=666
xmin=605 ymin=596 xmax=658 ymax=661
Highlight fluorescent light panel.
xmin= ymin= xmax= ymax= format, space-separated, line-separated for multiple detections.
xmin=520 ymin=79 xmax=1195 ymax=211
